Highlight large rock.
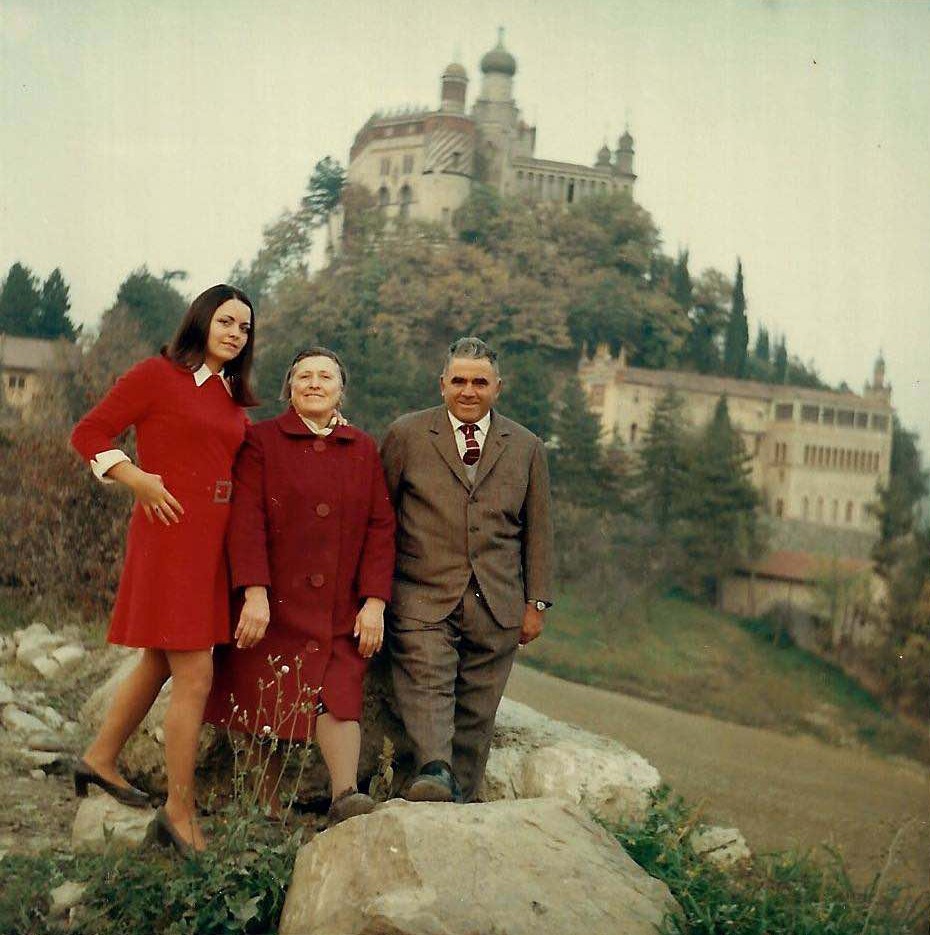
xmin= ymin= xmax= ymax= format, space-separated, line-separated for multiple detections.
xmin=690 ymin=825 xmax=751 ymax=867
xmin=2 ymin=705 xmax=49 ymax=737
xmin=71 ymin=795 xmax=155 ymax=850
xmin=482 ymin=697 xmax=661 ymax=823
xmin=279 ymin=798 xmax=678 ymax=935
xmin=14 ymin=623 xmax=65 ymax=665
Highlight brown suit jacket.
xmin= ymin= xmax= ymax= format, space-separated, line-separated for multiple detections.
xmin=380 ymin=406 xmax=553 ymax=628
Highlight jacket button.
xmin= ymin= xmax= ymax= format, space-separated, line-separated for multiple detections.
xmin=316 ymin=503 xmax=331 ymax=517
xmin=312 ymin=439 xmax=327 ymax=452
xmin=305 ymin=639 xmax=318 ymax=653
xmin=310 ymin=573 xmax=325 ymax=587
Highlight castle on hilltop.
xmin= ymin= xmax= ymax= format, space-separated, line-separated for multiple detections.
xmin=345 ymin=30 xmax=636 ymax=228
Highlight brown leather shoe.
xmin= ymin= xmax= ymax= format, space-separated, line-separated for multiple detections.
xmin=327 ymin=788 xmax=375 ymax=826
xmin=404 ymin=760 xmax=460 ymax=803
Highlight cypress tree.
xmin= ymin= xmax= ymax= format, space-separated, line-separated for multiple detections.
xmin=723 ymin=259 xmax=749 ymax=377
xmin=551 ymin=376 xmax=610 ymax=509
xmin=0 ymin=262 xmax=41 ymax=336
xmin=637 ymin=388 xmax=691 ymax=530
xmin=753 ymin=325 xmax=770 ymax=363
xmin=37 ymin=268 xmax=76 ymax=340
xmin=774 ymin=336 xmax=788 ymax=383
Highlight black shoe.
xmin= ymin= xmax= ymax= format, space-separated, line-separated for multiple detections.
xmin=73 ymin=758 xmax=150 ymax=809
xmin=405 ymin=760 xmax=459 ymax=803
xmin=144 ymin=807 xmax=197 ymax=857
xmin=327 ymin=788 xmax=375 ymax=827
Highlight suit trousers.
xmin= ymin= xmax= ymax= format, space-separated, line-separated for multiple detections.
xmin=389 ymin=580 xmax=522 ymax=803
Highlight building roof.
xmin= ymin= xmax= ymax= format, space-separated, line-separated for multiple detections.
xmin=480 ymin=36 xmax=516 ymax=76
xmin=0 ymin=334 xmax=77 ymax=372
xmin=739 ymin=550 xmax=872 ymax=584
xmin=606 ymin=364 xmax=892 ymax=413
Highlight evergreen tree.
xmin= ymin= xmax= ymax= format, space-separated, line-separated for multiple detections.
xmin=550 ymin=376 xmax=612 ymax=509
xmin=685 ymin=268 xmax=731 ymax=374
xmin=497 ymin=349 xmax=555 ymax=441
xmin=723 ymin=259 xmax=749 ymax=377
xmin=773 ymin=335 xmax=788 ymax=383
xmin=113 ymin=268 xmax=188 ymax=350
xmin=37 ymin=268 xmax=76 ymax=340
xmin=679 ymin=396 xmax=762 ymax=600
xmin=670 ymin=248 xmax=693 ymax=311
xmin=753 ymin=325 xmax=770 ymax=363
xmin=301 ymin=156 xmax=346 ymax=224
xmin=0 ymin=262 xmax=41 ymax=336
xmin=637 ymin=389 xmax=691 ymax=530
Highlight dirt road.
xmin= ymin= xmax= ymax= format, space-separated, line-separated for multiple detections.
xmin=505 ymin=664 xmax=929 ymax=896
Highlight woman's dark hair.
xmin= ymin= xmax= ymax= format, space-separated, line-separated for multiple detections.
xmin=165 ymin=284 xmax=259 ymax=407
xmin=280 ymin=346 xmax=348 ymax=403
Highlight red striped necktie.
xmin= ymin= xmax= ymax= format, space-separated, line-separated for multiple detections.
xmin=459 ymin=423 xmax=481 ymax=465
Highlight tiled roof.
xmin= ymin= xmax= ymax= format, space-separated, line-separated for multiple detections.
xmin=738 ymin=550 xmax=872 ymax=583
xmin=0 ymin=334 xmax=78 ymax=372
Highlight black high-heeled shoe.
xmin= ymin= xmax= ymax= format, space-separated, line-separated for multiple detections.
xmin=144 ymin=807 xmax=199 ymax=858
xmin=73 ymin=758 xmax=150 ymax=809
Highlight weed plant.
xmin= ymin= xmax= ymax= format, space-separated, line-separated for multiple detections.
xmin=616 ymin=787 xmax=929 ymax=935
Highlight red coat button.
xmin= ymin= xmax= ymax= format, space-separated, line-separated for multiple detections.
xmin=310 ymin=573 xmax=325 ymax=587
xmin=305 ymin=639 xmax=318 ymax=653
xmin=316 ymin=503 xmax=331 ymax=517
xmin=312 ymin=439 xmax=326 ymax=452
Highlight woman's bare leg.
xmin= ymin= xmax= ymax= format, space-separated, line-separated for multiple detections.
xmin=82 ymin=649 xmax=171 ymax=787
xmin=163 ymin=649 xmax=214 ymax=850
xmin=315 ymin=713 xmax=361 ymax=798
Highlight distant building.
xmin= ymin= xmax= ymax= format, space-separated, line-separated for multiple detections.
xmin=579 ymin=345 xmax=894 ymax=544
xmin=345 ymin=30 xmax=636 ymax=229
xmin=0 ymin=334 xmax=76 ymax=417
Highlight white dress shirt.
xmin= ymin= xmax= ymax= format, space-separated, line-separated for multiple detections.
xmin=447 ymin=409 xmax=491 ymax=461
xmin=90 ymin=363 xmax=229 ymax=483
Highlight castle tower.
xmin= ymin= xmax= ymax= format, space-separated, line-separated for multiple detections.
xmin=472 ymin=30 xmax=521 ymax=187
xmin=478 ymin=28 xmax=516 ymax=103
xmin=596 ymin=143 xmax=612 ymax=168
xmin=614 ymin=128 xmax=635 ymax=178
xmin=440 ymin=61 xmax=468 ymax=115
xmin=864 ymin=352 xmax=892 ymax=404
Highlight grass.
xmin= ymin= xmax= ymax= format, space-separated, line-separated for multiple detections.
xmin=614 ymin=787 xmax=929 ymax=935
xmin=521 ymin=588 xmax=929 ymax=763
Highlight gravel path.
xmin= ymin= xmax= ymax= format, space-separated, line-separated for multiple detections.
xmin=505 ymin=663 xmax=929 ymax=897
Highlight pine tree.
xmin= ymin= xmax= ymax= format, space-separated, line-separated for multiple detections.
xmin=679 ymin=396 xmax=762 ymax=600
xmin=773 ymin=336 xmax=788 ymax=383
xmin=637 ymin=388 xmax=691 ymax=530
xmin=670 ymin=248 xmax=693 ymax=311
xmin=753 ymin=325 xmax=770 ymax=363
xmin=114 ymin=268 xmax=188 ymax=350
xmin=37 ymin=268 xmax=76 ymax=340
xmin=550 ymin=376 xmax=611 ymax=509
xmin=723 ymin=259 xmax=749 ymax=377
xmin=497 ymin=349 xmax=555 ymax=441
xmin=0 ymin=262 xmax=42 ymax=336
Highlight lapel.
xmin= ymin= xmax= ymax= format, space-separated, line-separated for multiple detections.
xmin=429 ymin=408 xmax=471 ymax=490
xmin=472 ymin=411 xmax=509 ymax=491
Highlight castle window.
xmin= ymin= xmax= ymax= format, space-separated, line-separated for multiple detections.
xmin=403 ymin=154 xmax=414 ymax=174
xmin=450 ymin=152 xmax=460 ymax=170
xmin=802 ymin=497 xmax=810 ymax=520
xmin=855 ymin=412 xmax=868 ymax=429
xmin=630 ymin=423 xmax=637 ymax=444
xmin=567 ymin=180 xmax=575 ymax=203
xmin=801 ymin=404 xmax=819 ymax=423
xmin=822 ymin=407 xmax=835 ymax=424
xmin=816 ymin=497 xmax=824 ymax=521
xmin=861 ymin=503 xmax=870 ymax=523
xmin=845 ymin=501 xmax=853 ymax=523
xmin=775 ymin=403 xmax=793 ymax=421
xmin=775 ymin=499 xmax=784 ymax=518
xmin=831 ymin=500 xmax=839 ymax=523
xmin=377 ymin=186 xmax=390 ymax=207
xmin=517 ymin=170 xmax=523 ymax=180
xmin=441 ymin=207 xmax=450 ymax=226
xmin=398 ymin=184 xmax=413 ymax=218
xmin=871 ymin=414 xmax=889 ymax=432
xmin=380 ymin=157 xmax=391 ymax=176
xmin=837 ymin=409 xmax=854 ymax=426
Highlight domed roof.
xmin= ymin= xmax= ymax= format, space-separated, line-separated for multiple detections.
xmin=618 ymin=129 xmax=634 ymax=149
xmin=443 ymin=62 xmax=467 ymax=80
xmin=597 ymin=144 xmax=612 ymax=166
xmin=481 ymin=31 xmax=516 ymax=76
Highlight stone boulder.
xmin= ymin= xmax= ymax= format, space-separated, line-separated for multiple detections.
xmin=482 ymin=697 xmax=661 ymax=823
xmin=80 ymin=649 xmax=411 ymax=801
xmin=690 ymin=825 xmax=751 ymax=867
xmin=279 ymin=797 xmax=678 ymax=935
xmin=71 ymin=795 xmax=155 ymax=851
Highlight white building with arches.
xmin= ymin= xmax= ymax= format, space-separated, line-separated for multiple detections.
xmin=344 ymin=31 xmax=636 ymax=228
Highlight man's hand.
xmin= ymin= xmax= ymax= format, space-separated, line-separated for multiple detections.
xmin=519 ymin=603 xmax=544 ymax=645
xmin=354 ymin=598 xmax=385 ymax=658
xmin=235 ymin=586 xmax=270 ymax=649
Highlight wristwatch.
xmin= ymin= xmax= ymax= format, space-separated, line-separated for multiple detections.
xmin=529 ymin=600 xmax=548 ymax=612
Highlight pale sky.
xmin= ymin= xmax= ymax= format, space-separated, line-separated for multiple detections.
xmin=2 ymin=0 xmax=928 ymax=445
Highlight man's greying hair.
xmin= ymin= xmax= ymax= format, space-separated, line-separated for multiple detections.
xmin=443 ymin=336 xmax=500 ymax=376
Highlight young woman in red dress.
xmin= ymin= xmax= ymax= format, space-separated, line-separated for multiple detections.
xmin=70 ymin=284 xmax=258 ymax=853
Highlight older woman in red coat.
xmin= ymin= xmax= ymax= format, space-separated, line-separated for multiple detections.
xmin=205 ymin=347 xmax=395 ymax=823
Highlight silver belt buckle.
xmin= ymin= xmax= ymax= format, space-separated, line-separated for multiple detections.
xmin=213 ymin=480 xmax=233 ymax=504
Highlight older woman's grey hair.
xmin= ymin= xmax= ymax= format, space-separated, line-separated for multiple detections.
xmin=279 ymin=346 xmax=348 ymax=402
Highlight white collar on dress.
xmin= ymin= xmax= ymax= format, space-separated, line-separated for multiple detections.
xmin=193 ymin=363 xmax=231 ymax=395
xmin=447 ymin=409 xmax=492 ymax=436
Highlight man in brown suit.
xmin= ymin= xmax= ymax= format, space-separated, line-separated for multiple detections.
xmin=380 ymin=336 xmax=553 ymax=803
